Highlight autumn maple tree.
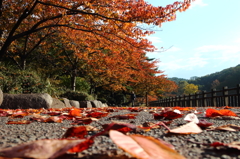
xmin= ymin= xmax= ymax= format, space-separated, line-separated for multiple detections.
xmin=0 ymin=0 xmax=195 ymax=98
xmin=0 ymin=0 xmax=193 ymax=58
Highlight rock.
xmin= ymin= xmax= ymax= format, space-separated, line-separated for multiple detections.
xmin=62 ymin=98 xmax=71 ymax=107
xmin=70 ymin=100 xmax=80 ymax=108
xmin=0 ymin=93 xmax=53 ymax=109
xmin=0 ymin=89 xmax=3 ymax=106
xmin=102 ymin=103 xmax=108 ymax=107
xmin=79 ymin=101 xmax=92 ymax=108
xmin=91 ymin=100 xmax=103 ymax=108
xmin=51 ymin=98 xmax=66 ymax=108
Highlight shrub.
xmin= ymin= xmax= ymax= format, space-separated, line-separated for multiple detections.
xmin=0 ymin=67 xmax=47 ymax=94
xmin=59 ymin=76 xmax=90 ymax=92
xmin=60 ymin=90 xmax=94 ymax=101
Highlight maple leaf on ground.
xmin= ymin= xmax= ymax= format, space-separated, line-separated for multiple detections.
xmin=207 ymin=124 xmax=240 ymax=131
xmin=0 ymin=139 xmax=85 ymax=159
xmin=197 ymin=119 xmax=214 ymax=128
xmin=168 ymin=121 xmax=203 ymax=134
xmin=62 ymin=126 xmax=87 ymax=139
xmin=86 ymin=112 xmax=109 ymax=118
xmin=44 ymin=116 xmax=63 ymax=123
xmin=109 ymin=130 xmax=186 ymax=159
xmin=69 ymin=108 xmax=81 ymax=117
xmin=68 ymin=138 xmax=94 ymax=153
xmin=10 ymin=111 xmax=29 ymax=118
xmin=205 ymin=108 xmax=237 ymax=117
xmin=102 ymin=122 xmax=137 ymax=134
xmin=0 ymin=110 xmax=8 ymax=117
xmin=153 ymin=111 xmax=183 ymax=120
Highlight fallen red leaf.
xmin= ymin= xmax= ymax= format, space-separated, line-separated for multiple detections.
xmin=0 ymin=110 xmax=8 ymax=117
xmin=154 ymin=111 xmax=183 ymax=120
xmin=219 ymin=109 xmax=237 ymax=117
xmin=86 ymin=112 xmax=109 ymax=118
xmin=68 ymin=138 xmax=94 ymax=153
xmin=205 ymin=108 xmax=237 ymax=117
xmin=102 ymin=122 xmax=137 ymax=134
xmin=62 ymin=126 xmax=87 ymax=139
xmin=69 ymin=108 xmax=81 ymax=117
xmin=197 ymin=119 xmax=213 ymax=128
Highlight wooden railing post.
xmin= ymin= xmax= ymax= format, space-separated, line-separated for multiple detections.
xmin=211 ymin=88 xmax=217 ymax=107
xmin=189 ymin=94 xmax=192 ymax=107
xmin=178 ymin=96 xmax=181 ymax=106
xmin=202 ymin=91 xmax=207 ymax=107
xmin=237 ymin=84 xmax=240 ymax=106
xmin=223 ymin=86 xmax=229 ymax=106
xmin=195 ymin=92 xmax=199 ymax=107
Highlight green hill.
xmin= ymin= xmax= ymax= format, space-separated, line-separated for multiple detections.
xmin=169 ymin=64 xmax=240 ymax=92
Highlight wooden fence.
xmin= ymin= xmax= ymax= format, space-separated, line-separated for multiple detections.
xmin=149 ymin=84 xmax=240 ymax=107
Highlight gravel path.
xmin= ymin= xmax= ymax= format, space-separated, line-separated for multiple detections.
xmin=0 ymin=107 xmax=240 ymax=159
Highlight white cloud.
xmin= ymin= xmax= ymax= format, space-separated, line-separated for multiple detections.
xmin=147 ymin=36 xmax=162 ymax=43
xmin=191 ymin=0 xmax=208 ymax=7
xmin=195 ymin=44 xmax=240 ymax=62
xmin=158 ymin=53 xmax=208 ymax=72
xmin=196 ymin=45 xmax=240 ymax=54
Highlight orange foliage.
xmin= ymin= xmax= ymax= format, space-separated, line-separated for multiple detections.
xmin=205 ymin=108 xmax=238 ymax=117
xmin=1 ymin=0 xmax=193 ymax=92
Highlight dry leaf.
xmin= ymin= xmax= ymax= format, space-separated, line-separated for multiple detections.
xmin=184 ymin=113 xmax=199 ymax=124
xmin=207 ymin=124 xmax=240 ymax=131
xmin=0 ymin=139 xmax=85 ymax=159
xmin=211 ymin=116 xmax=240 ymax=120
xmin=109 ymin=130 xmax=186 ymax=159
xmin=168 ymin=121 xmax=202 ymax=134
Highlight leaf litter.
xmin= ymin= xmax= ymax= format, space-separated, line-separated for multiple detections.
xmin=0 ymin=106 xmax=240 ymax=158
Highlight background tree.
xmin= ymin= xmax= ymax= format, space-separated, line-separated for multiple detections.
xmin=211 ymin=79 xmax=220 ymax=89
xmin=177 ymin=81 xmax=188 ymax=95
xmin=184 ymin=83 xmax=198 ymax=95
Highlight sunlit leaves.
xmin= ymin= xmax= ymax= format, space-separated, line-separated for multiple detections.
xmin=205 ymin=108 xmax=238 ymax=117
xmin=109 ymin=130 xmax=186 ymax=159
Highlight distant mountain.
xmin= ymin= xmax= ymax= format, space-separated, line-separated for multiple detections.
xmin=168 ymin=77 xmax=188 ymax=84
xmin=169 ymin=64 xmax=240 ymax=92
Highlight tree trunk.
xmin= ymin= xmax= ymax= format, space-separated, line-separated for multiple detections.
xmin=71 ymin=69 xmax=77 ymax=91
xmin=145 ymin=92 xmax=148 ymax=107
xmin=21 ymin=58 xmax=27 ymax=70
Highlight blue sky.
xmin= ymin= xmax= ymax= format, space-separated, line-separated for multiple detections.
xmin=145 ymin=0 xmax=240 ymax=79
